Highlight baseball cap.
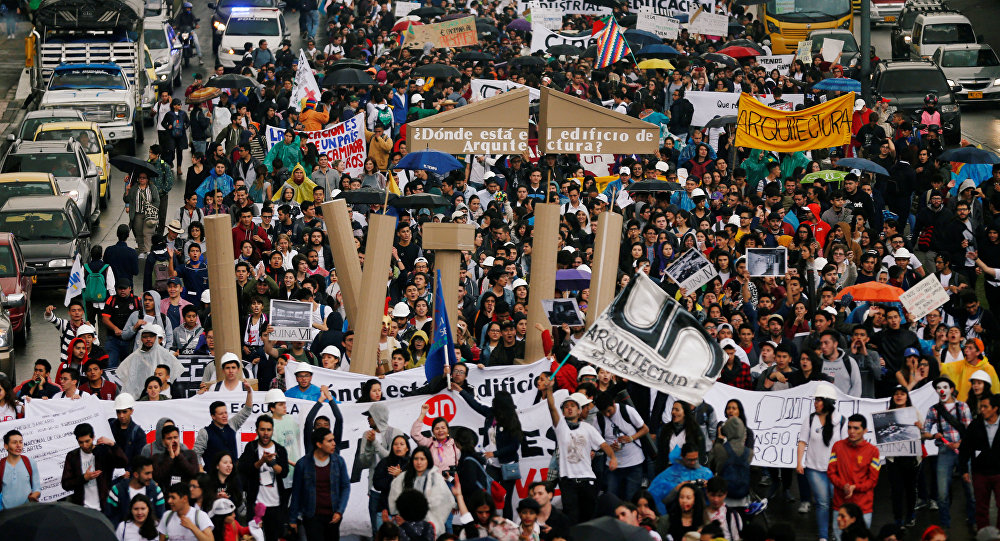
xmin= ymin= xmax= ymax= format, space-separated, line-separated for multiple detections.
xmin=904 ymin=347 xmax=920 ymax=358
xmin=294 ymin=364 xmax=314 ymax=375
xmin=414 ymin=257 xmax=429 ymax=264
xmin=410 ymin=93 xmax=423 ymax=104
xmin=619 ymin=166 xmax=630 ymax=175
xmin=209 ymin=498 xmax=236 ymax=518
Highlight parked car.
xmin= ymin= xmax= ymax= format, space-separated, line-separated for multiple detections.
xmin=0 ymin=172 xmax=59 ymax=210
xmin=145 ymin=14 xmax=183 ymax=88
xmin=12 ymin=108 xmax=86 ymax=141
xmin=0 ymin=196 xmax=91 ymax=286
xmin=874 ymin=59 xmax=963 ymax=144
xmin=932 ymin=43 xmax=1000 ymax=104
xmin=0 ymin=233 xmax=35 ymax=345
xmin=0 ymin=139 xmax=102 ymax=225
xmin=0 ymin=289 xmax=18 ymax=382
xmin=33 ymin=121 xmax=111 ymax=209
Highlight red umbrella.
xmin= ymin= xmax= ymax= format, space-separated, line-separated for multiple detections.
xmin=835 ymin=282 xmax=905 ymax=303
xmin=717 ymin=45 xmax=760 ymax=59
xmin=392 ymin=19 xmax=422 ymax=33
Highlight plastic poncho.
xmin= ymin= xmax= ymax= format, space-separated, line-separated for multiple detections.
xmin=739 ymin=149 xmax=777 ymax=188
xmin=270 ymin=164 xmax=318 ymax=204
xmin=263 ymin=134 xmax=303 ymax=173
xmin=195 ymin=169 xmax=235 ymax=208
xmin=780 ymin=151 xmax=811 ymax=181
xmin=116 ymin=343 xmax=184 ymax=398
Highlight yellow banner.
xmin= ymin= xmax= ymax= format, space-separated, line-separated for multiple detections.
xmin=734 ymin=92 xmax=854 ymax=152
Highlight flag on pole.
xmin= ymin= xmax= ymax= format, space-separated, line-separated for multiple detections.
xmin=64 ymin=254 xmax=84 ymax=306
xmin=594 ymin=17 xmax=631 ymax=69
xmin=289 ymin=49 xmax=322 ymax=111
xmin=425 ymin=270 xmax=457 ymax=381
xmin=387 ymin=169 xmax=401 ymax=195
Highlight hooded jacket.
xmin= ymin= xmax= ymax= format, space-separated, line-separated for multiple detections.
xmin=121 ymin=291 xmax=174 ymax=351
xmin=821 ymin=347 xmax=862 ymax=396
xmin=263 ymin=134 xmax=303 ymax=173
xmin=708 ymin=417 xmax=755 ymax=474
xmin=271 ymin=164 xmax=319 ymax=204
xmin=387 ymin=465 xmax=454 ymax=536
xmin=141 ymin=417 xmax=191 ymax=458
xmin=914 ymin=199 xmax=955 ymax=253
xmin=358 ymin=403 xmax=406 ymax=491
xmin=195 ymin=169 xmax=235 ymax=208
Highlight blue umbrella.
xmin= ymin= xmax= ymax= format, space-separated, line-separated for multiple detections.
xmin=938 ymin=146 xmax=1000 ymax=164
xmin=837 ymin=158 xmax=889 ymax=176
xmin=623 ymin=29 xmax=662 ymax=47
xmin=635 ymin=44 xmax=680 ymax=57
xmin=556 ymin=268 xmax=592 ymax=291
xmin=394 ymin=150 xmax=464 ymax=174
xmin=812 ymin=78 xmax=862 ymax=93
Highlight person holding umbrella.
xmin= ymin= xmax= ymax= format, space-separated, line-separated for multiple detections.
xmin=125 ymin=171 xmax=160 ymax=253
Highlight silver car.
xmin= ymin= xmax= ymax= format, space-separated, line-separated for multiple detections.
xmin=145 ymin=15 xmax=183 ymax=88
xmin=932 ymin=43 xmax=1000 ymax=103
xmin=0 ymin=140 xmax=101 ymax=226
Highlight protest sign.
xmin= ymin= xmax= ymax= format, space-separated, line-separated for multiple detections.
xmin=470 ymin=78 xmax=541 ymax=102
xmin=531 ymin=2 xmax=563 ymax=30
xmin=507 ymin=0 xmax=709 ymax=16
xmin=394 ymin=0 xmax=419 ymax=16
xmin=637 ymin=8 xmax=680 ymax=39
xmin=538 ymin=87 xmax=659 ymax=154
xmin=899 ymin=274 xmax=951 ymax=321
xmin=735 ymin=91 xmax=854 ymax=152
xmin=2 ymin=396 xmax=113 ymax=502
xmin=407 ymin=88 xmax=531 ymax=154
xmin=686 ymin=91 xmax=805 ymax=127
xmin=665 ymin=248 xmax=718 ymax=291
xmin=571 ymin=272 xmax=725 ymax=404
xmin=403 ymin=16 xmax=478 ymax=49
xmin=821 ymin=38 xmax=845 ymax=63
xmin=288 ymin=49 xmax=321 ymax=111
xmin=686 ymin=9 xmax=727 ymax=36
xmin=270 ymin=299 xmax=314 ymax=341
xmin=542 ymin=298 xmax=585 ymax=327
xmin=529 ymin=23 xmax=596 ymax=53
xmin=266 ymin=113 xmax=366 ymax=176
xmin=747 ymin=247 xmax=787 ymax=277
xmin=580 ymin=154 xmax=616 ymax=176
xmin=872 ymin=407 xmax=922 ymax=457
xmin=796 ymin=40 xmax=813 ymax=64
xmin=756 ymin=54 xmax=795 ymax=74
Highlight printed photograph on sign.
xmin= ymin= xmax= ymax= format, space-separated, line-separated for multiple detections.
xmin=747 ymin=247 xmax=787 ymax=277
xmin=270 ymin=299 xmax=314 ymax=341
xmin=665 ymin=248 xmax=718 ymax=291
xmin=541 ymin=298 xmax=585 ymax=327
xmin=872 ymin=407 xmax=922 ymax=456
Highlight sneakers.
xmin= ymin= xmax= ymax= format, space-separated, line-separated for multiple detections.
xmin=798 ymin=501 xmax=811 ymax=513
xmin=915 ymin=499 xmax=928 ymax=510
xmin=929 ymin=500 xmax=939 ymax=510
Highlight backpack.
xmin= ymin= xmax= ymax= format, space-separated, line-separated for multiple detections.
xmin=376 ymin=105 xmax=393 ymax=128
xmin=719 ymin=442 xmax=751 ymax=499
xmin=152 ymin=258 xmax=171 ymax=292
xmin=82 ymin=264 xmax=110 ymax=304
xmin=464 ymin=456 xmax=507 ymax=510
xmin=0 ymin=456 xmax=34 ymax=495
xmin=399 ymin=521 xmax=435 ymax=541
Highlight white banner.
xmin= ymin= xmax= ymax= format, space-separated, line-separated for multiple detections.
xmin=394 ymin=0 xmax=420 ymax=16
xmin=529 ymin=23 xmax=596 ymax=53
xmin=470 ymin=78 xmax=541 ymax=103
xmin=286 ymin=358 xmax=551 ymax=408
xmin=580 ymin=153 xmax=616 ymax=176
xmin=686 ymin=10 xmax=728 ymax=36
xmin=899 ymin=274 xmax=951 ymax=322
xmin=686 ymin=91 xmax=805 ymax=127
xmin=289 ymin=49 xmax=322 ymax=110
xmin=1 ymin=395 xmax=114 ymax=502
xmin=756 ymin=54 xmax=795 ymax=74
xmin=531 ymin=2 xmax=563 ymax=30
xmin=637 ymin=9 xmax=680 ymax=40
xmin=506 ymin=0 xmax=710 ymax=16
xmin=266 ymin=113 xmax=366 ymax=177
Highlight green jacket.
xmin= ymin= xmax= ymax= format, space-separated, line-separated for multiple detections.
xmin=739 ymin=149 xmax=776 ymax=188
xmin=148 ymin=158 xmax=175 ymax=193
xmin=264 ymin=135 xmax=303 ymax=172
xmin=408 ymin=106 xmax=437 ymax=120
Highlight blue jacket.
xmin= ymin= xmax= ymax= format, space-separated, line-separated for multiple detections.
xmin=647 ymin=463 xmax=713 ymax=515
xmin=104 ymin=477 xmax=165 ymax=524
xmin=391 ymin=91 xmax=408 ymax=126
xmin=288 ymin=452 xmax=350 ymax=520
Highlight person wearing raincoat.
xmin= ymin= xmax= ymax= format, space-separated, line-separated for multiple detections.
xmin=780 ymin=151 xmax=810 ymax=180
xmin=121 ymin=291 xmax=175 ymax=351
xmin=271 ymin=164 xmax=318 ymax=204
xmin=264 ymin=129 xmax=303 ymax=172
xmin=195 ymin=161 xmax=235 ymax=208
xmin=739 ymin=148 xmax=776 ymax=187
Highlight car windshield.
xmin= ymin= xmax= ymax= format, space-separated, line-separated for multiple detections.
xmin=2 ymin=153 xmax=81 ymax=178
xmin=144 ymin=28 xmax=169 ymax=49
xmin=19 ymin=116 xmax=79 ymax=139
xmin=766 ymin=0 xmax=852 ymax=19
xmin=226 ymin=17 xmax=278 ymax=36
xmin=923 ymin=23 xmax=976 ymax=45
xmin=0 ymin=245 xmax=15 ymax=278
xmin=0 ymin=182 xmax=57 ymax=209
xmin=810 ymin=34 xmax=860 ymax=53
xmin=941 ymin=48 xmax=1000 ymax=67
xmin=35 ymin=129 xmax=101 ymax=153
xmin=0 ymin=211 xmax=74 ymax=241
xmin=880 ymin=69 xmax=951 ymax=95
xmin=219 ymin=0 xmax=273 ymax=7
xmin=49 ymin=68 xmax=126 ymax=90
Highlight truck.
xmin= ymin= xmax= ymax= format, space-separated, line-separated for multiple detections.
xmin=24 ymin=0 xmax=146 ymax=154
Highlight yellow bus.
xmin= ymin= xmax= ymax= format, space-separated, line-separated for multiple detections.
xmin=764 ymin=0 xmax=854 ymax=54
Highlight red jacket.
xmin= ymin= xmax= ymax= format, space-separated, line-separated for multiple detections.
xmin=827 ymin=439 xmax=881 ymax=513
xmin=232 ymin=224 xmax=273 ymax=257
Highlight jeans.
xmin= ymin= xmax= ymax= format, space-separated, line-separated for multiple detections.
xmin=559 ymin=477 xmax=596 ymax=524
xmin=368 ymin=489 xmax=382 ymax=537
xmin=606 ymin=463 xmax=643 ymax=501
xmin=3 ymin=12 xmax=15 ymax=36
xmin=973 ymin=472 xmax=1000 ymax=529
xmin=805 ymin=468 xmax=833 ymax=540
xmin=300 ymin=514 xmax=340 ymax=541
xmin=832 ymin=512 xmax=872 ymax=541
xmin=190 ymin=30 xmax=202 ymax=57
xmin=105 ymin=335 xmax=132 ymax=369
xmin=936 ymin=448 xmax=975 ymax=527
xmin=304 ymin=10 xmax=318 ymax=39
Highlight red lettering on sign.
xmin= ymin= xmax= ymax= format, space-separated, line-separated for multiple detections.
xmin=515 ymin=468 xmax=559 ymax=498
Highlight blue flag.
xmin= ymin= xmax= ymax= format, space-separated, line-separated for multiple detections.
xmin=425 ymin=270 xmax=457 ymax=381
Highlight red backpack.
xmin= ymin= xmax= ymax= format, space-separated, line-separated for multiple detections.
xmin=0 ymin=455 xmax=34 ymax=494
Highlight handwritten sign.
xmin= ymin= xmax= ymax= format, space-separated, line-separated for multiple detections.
xmin=686 ymin=91 xmax=804 ymax=127
xmin=529 ymin=23 xmax=596 ymax=53
xmin=266 ymin=113 xmax=366 ymax=176
xmin=394 ymin=0 xmax=420 ymax=16
xmin=757 ymin=54 xmax=795 ymax=74
xmin=403 ymin=16 xmax=478 ymax=49
xmin=899 ymin=274 xmax=951 ymax=321
xmin=637 ymin=8 xmax=680 ymax=39
xmin=686 ymin=9 xmax=727 ymax=37
xmin=531 ymin=2 xmax=563 ymax=30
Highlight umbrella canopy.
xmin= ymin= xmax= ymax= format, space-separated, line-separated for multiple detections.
xmin=506 ymin=18 xmax=531 ymax=32
xmin=511 ymin=55 xmax=545 ymax=68
xmin=326 ymin=58 xmax=370 ymax=71
xmin=571 ymin=516 xmax=651 ymax=541
xmin=636 ymin=58 xmax=674 ymax=70
xmin=938 ymin=146 xmax=1000 ymax=164
xmin=837 ymin=158 xmax=890 ymax=176
xmin=390 ymin=193 xmax=453 ymax=209
xmin=802 ymin=170 xmax=848 ymax=184
xmin=477 ymin=23 xmax=500 ymax=38
xmin=455 ymin=51 xmax=495 ymax=61
xmin=835 ymin=282 xmax=905 ymax=303
xmin=395 ymin=150 xmax=464 ymax=173
xmin=109 ymin=156 xmax=159 ymax=177
xmin=619 ymin=13 xmax=637 ymax=27
xmin=339 ymin=187 xmax=394 ymax=205
xmin=413 ymin=63 xmax=461 ymax=78
xmin=626 ymin=179 xmax=682 ymax=193
xmin=555 ymin=268 xmax=592 ymax=291
xmin=185 ymin=86 xmax=221 ymax=104
xmin=0 ymin=502 xmax=118 ymax=541
xmin=635 ymin=44 xmax=680 ymax=57
xmin=721 ymin=39 xmax=767 ymax=54
xmin=701 ymin=52 xmax=738 ymax=68
xmin=440 ymin=12 xmax=469 ymax=21
xmin=392 ymin=19 xmax=422 ymax=32
xmin=718 ymin=45 xmax=760 ymax=58
xmin=322 ymin=68 xmax=376 ymax=87
xmin=813 ymin=77 xmax=862 ymax=92
xmin=204 ymin=73 xmax=260 ymax=89
xmin=703 ymin=115 xmax=737 ymax=130
xmin=548 ymin=44 xmax=585 ymax=56
xmin=623 ymin=29 xmax=661 ymax=47
xmin=411 ymin=6 xmax=444 ymax=17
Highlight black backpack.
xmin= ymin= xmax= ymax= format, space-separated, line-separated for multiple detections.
xmin=719 ymin=442 xmax=751 ymax=499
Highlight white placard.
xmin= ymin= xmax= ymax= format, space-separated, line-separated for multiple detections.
xmin=686 ymin=9 xmax=728 ymax=36
xmin=872 ymin=407 xmax=922 ymax=457
xmin=269 ymin=299 xmax=314 ymax=341
xmin=542 ymin=298 xmax=586 ymax=326
xmin=470 ymin=78 xmax=541 ymax=102
xmin=821 ymin=38 xmax=844 ymax=63
xmin=665 ymin=247 xmax=719 ymax=291
xmin=899 ymin=274 xmax=952 ymax=321
xmin=637 ymin=8 xmax=681 ymax=39
xmin=394 ymin=1 xmax=420 ymax=16
xmin=756 ymin=54 xmax=795 ymax=74
xmin=686 ymin=91 xmax=805 ymax=127
xmin=531 ymin=2 xmax=563 ymax=30
xmin=746 ymin=247 xmax=788 ymax=277
xmin=529 ymin=23 xmax=596 ymax=53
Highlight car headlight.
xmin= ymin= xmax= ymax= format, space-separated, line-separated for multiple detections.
xmin=0 ymin=327 xmax=9 ymax=348
xmin=994 ymin=78 xmax=1000 ymax=86
xmin=226 ymin=48 xmax=236 ymax=55
xmin=64 ymin=189 xmax=81 ymax=202
xmin=49 ymin=259 xmax=70 ymax=267
xmin=115 ymin=104 xmax=129 ymax=119
xmin=941 ymin=104 xmax=959 ymax=113
xmin=766 ymin=20 xmax=778 ymax=34
xmin=840 ymin=20 xmax=851 ymax=29
xmin=947 ymin=79 xmax=956 ymax=87
xmin=904 ymin=35 xmax=911 ymax=43
xmin=213 ymin=20 xmax=226 ymax=31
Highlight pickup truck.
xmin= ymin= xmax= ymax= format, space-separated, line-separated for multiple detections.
xmin=38 ymin=63 xmax=139 ymax=154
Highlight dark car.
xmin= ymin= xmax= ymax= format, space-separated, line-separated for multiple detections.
xmin=873 ymin=59 xmax=962 ymax=144
xmin=208 ymin=0 xmax=282 ymax=55
xmin=890 ymin=0 xmax=950 ymax=60
xmin=0 ymin=195 xmax=91 ymax=285
xmin=0 ymin=233 xmax=35 ymax=344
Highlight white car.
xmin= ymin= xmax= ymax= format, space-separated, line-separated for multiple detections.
xmin=217 ymin=7 xmax=288 ymax=69
xmin=145 ymin=15 xmax=183 ymax=88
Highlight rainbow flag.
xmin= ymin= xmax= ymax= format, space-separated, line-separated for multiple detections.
xmin=595 ymin=17 xmax=631 ymax=69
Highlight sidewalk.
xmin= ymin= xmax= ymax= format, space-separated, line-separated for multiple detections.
xmin=0 ymin=22 xmax=31 ymax=152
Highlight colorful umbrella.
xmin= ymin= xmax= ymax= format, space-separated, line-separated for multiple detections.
xmin=813 ymin=77 xmax=862 ymax=92
xmin=506 ymin=18 xmax=531 ymax=32
xmin=801 ymin=170 xmax=848 ymax=184
xmin=835 ymin=282 xmax=905 ymax=303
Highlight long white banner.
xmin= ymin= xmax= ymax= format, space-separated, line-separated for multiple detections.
xmin=687 ymin=91 xmax=805 ymax=127
xmin=529 ymin=24 xmax=596 ymax=53
xmin=506 ymin=0 xmax=710 ymax=15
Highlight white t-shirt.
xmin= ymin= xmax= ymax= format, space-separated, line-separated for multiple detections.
xmin=554 ymin=417 xmax=604 ymax=479
xmin=116 ymin=521 xmax=152 ymax=541
xmin=598 ymin=405 xmax=646 ymax=468
xmin=157 ymin=506 xmax=213 ymax=541
xmin=796 ymin=412 xmax=847 ymax=471
xmin=80 ymin=451 xmax=100 ymax=510
xmin=0 ymin=403 xmax=18 ymax=422
xmin=257 ymin=443 xmax=280 ymax=507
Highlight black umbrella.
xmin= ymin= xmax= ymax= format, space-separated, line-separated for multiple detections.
xmin=326 ymin=58 xmax=369 ymax=71
xmin=204 ymin=73 xmax=260 ymax=89
xmin=701 ymin=52 xmax=739 ymax=68
xmin=455 ymin=51 xmax=495 ymax=61
xmin=339 ymin=187 xmax=396 ymax=205
xmin=511 ymin=55 xmax=545 ymax=67
xmin=583 ymin=44 xmax=597 ymax=58
xmin=0 ymin=502 xmax=117 ymax=541
xmin=477 ymin=23 xmax=500 ymax=38
xmin=413 ymin=63 xmax=462 ymax=78
xmin=547 ymin=44 xmax=585 ymax=56
xmin=391 ymin=193 xmax=452 ymax=209
xmin=109 ymin=156 xmax=159 ymax=177
xmin=571 ymin=516 xmax=650 ymax=541
xmin=476 ymin=17 xmax=497 ymax=26
xmin=703 ymin=115 xmax=738 ymax=130
xmin=322 ymin=68 xmax=376 ymax=87
xmin=626 ymin=179 xmax=682 ymax=193
xmin=411 ymin=6 xmax=444 ymax=17
xmin=619 ymin=13 xmax=637 ymax=27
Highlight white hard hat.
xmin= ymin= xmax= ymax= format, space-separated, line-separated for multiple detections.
xmin=294 ymin=363 xmax=313 ymax=375
xmin=565 ymin=392 xmax=592 ymax=407
xmin=814 ymin=383 xmax=838 ymax=400
xmin=208 ymin=498 xmax=236 ymax=518
xmin=512 ymin=278 xmax=528 ymax=289
xmin=482 ymin=256 xmax=495 ymax=267
xmin=619 ymin=166 xmax=631 ymax=175
xmin=264 ymin=388 xmax=287 ymax=404
xmin=141 ymin=323 xmax=164 ymax=338
xmin=578 ymin=365 xmax=597 ymax=379
xmin=411 ymin=93 xmax=424 ymax=104
xmin=655 ymin=161 xmax=669 ymax=172
xmin=691 ymin=188 xmax=706 ymax=198
xmin=321 ymin=345 xmax=342 ymax=358
xmin=76 ymin=324 xmax=97 ymax=336
xmin=970 ymin=370 xmax=993 ymax=384
xmin=391 ymin=302 xmax=411 ymax=318
xmin=894 ymin=248 xmax=912 ymax=259
xmin=114 ymin=393 xmax=136 ymax=410
xmin=220 ymin=352 xmax=241 ymax=367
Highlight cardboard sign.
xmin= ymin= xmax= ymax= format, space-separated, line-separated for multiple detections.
xmin=269 ymin=299 xmax=314 ymax=341
xmin=529 ymin=23 xmax=596 ymax=53
xmin=637 ymin=8 xmax=681 ymax=39
xmin=746 ymin=247 xmax=788 ymax=277
xmin=821 ymin=38 xmax=845 ymax=63
xmin=403 ymin=16 xmax=478 ymax=49
xmin=265 ymin=113 xmax=366 ymax=176
xmin=796 ymin=40 xmax=813 ymax=64
xmin=531 ymin=2 xmax=563 ymax=30
xmin=899 ymin=274 xmax=952 ymax=321
xmin=542 ymin=298 xmax=586 ymax=326
xmin=756 ymin=54 xmax=795 ymax=74
xmin=686 ymin=9 xmax=727 ymax=36
xmin=687 ymin=91 xmax=805 ymax=127
xmin=394 ymin=0 xmax=420 ymax=16
xmin=470 ymin=78 xmax=541 ymax=102
xmin=407 ymin=88 xmax=531 ymax=154
xmin=734 ymin=92 xmax=853 ymax=152
xmin=872 ymin=407 xmax=922 ymax=457
xmin=537 ymin=87 xmax=659 ymax=154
